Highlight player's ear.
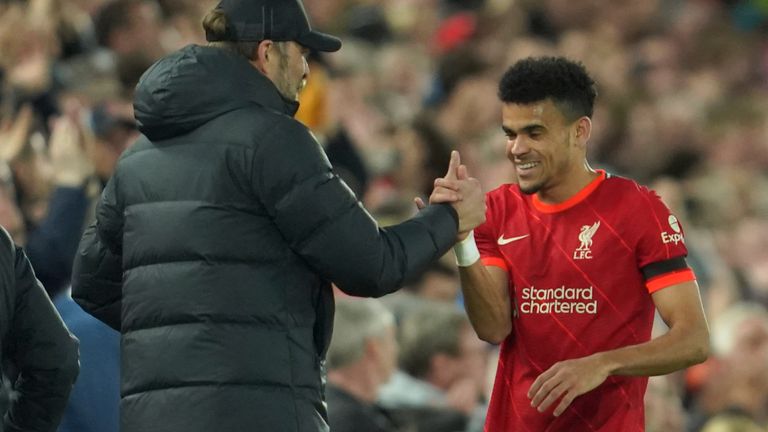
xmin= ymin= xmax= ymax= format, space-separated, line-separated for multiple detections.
xmin=573 ymin=116 xmax=592 ymax=149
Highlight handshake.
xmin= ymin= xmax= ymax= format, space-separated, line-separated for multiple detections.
xmin=415 ymin=151 xmax=486 ymax=241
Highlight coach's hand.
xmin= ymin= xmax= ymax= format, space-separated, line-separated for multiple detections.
xmin=528 ymin=355 xmax=610 ymax=417
xmin=415 ymin=151 xmax=485 ymax=240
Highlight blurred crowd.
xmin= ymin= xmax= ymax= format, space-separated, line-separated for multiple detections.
xmin=0 ymin=0 xmax=766 ymax=431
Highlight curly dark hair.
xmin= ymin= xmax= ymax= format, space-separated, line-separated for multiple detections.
xmin=498 ymin=56 xmax=597 ymax=121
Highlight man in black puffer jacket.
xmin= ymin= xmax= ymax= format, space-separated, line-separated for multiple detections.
xmin=71 ymin=1 xmax=485 ymax=431
xmin=0 ymin=227 xmax=79 ymax=432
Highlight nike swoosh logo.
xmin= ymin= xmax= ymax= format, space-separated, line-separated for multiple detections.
xmin=498 ymin=234 xmax=529 ymax=245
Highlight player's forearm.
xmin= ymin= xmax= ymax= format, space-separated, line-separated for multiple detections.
xmin=592 ymin=322 xmax=710 ymax=377
xmin=459 ymin=262 xmax=511 ymax=344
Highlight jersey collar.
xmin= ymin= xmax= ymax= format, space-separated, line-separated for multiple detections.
xmin=532 ymin=169 xmax=607 ymax=214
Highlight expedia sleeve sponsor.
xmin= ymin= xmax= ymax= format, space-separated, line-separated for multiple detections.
xmin=519 ymin=286 xmax=597 ymax=314
xmin=661 ymin=231 xmax=685 ymax=245
xmin=661 ymin=214 xmax=685 ymax=245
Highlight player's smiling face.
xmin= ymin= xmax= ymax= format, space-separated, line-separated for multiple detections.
xmin=502 ymin=99 xmax=581 ymax=196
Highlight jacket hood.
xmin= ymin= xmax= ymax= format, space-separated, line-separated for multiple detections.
xmin=134 ymin=45 xmax=299 ymax=141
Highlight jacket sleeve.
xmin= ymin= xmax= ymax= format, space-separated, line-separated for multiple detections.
xmin=3 ymin=245 xmax=79 ymax=432
xmin=71 ymin=177 xmax=124 ymax=331
xmin=252 ymin=119 xmax=458 ymax=297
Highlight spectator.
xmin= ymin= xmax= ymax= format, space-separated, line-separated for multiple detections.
xmin=94 ymin=0 xmax=164 ymax=60
xmin=379 ymin=301 xmax=488 ymax=431
xmin=693 ymin=303 xmax=768 ymax=429
xmin=326 ymin=298 xmax=401 ymax=432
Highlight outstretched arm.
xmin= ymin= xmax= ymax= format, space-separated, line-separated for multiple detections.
xmin=253 ymin=121 xmax=485 ymax=297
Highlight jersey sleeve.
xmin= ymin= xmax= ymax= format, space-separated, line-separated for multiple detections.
xmin=632 ymin=187 xmax=696 ymax=293
xmin=474 ymin=188 xmax=508 ymax=272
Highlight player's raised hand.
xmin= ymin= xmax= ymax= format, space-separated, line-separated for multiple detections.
xmin=416 ymin=151 xmax=485 ymax=239
xmin=528 ymin=356 xmax=610 ymax=417
xmin=415 ymin=150 xmax=462 ymax=210
xmin=434 ymin=151 xmax=486 ymax=237
xmin=432 ymin=150 xmax=463 ymax=202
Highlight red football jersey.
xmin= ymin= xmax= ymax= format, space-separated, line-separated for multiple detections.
xmin=475 ymin=170 xmax=695 ymax=432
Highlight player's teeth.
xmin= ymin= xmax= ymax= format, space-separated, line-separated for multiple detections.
xmin=520 ymin=162 xmax=537 ymax=169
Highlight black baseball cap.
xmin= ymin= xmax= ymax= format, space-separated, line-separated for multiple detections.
xmin=206 ymin=0 xmax=342 ymax=52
